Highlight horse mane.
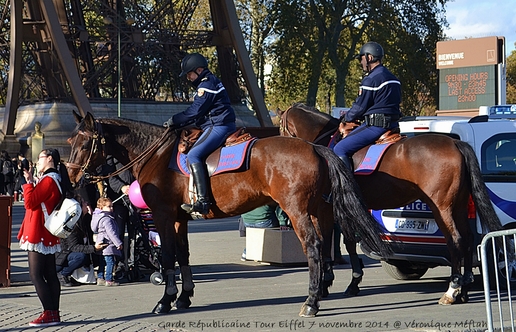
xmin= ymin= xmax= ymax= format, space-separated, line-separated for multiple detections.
xmin=103 ymin=118 xmax=170 ymax=152
xmin=71 ymin=116 xmax=172 ymax=161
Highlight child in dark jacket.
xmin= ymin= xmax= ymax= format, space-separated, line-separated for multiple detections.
xmin=56 ymin=197 xmax=107 ymax=286
xmin=91 ymin=197 xmax=123 ymax=286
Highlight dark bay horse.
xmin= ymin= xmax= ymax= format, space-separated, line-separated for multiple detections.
xmin=278 ymin=103 xmax=503 ymax=305
xmin=65 ymin=111 xmax=390 ymax=317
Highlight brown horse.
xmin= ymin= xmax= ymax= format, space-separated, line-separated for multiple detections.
xmin=278 ymin=103 xmax=503 ymax=305
xmin=65 ymin=111 xmax=390 ymax=317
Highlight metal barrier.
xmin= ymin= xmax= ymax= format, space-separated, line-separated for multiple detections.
xmin=480 ymin=229 xmax=516 ymax=332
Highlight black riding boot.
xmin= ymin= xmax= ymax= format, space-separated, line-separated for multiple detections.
xmin=181 ymin=163 xmax=211 ymax=215
xmin=338 ymin=155 xmax=354 ymax=172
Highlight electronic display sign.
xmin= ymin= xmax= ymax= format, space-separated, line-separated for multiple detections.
xmin=439 ymin=65 xmax=496 ymax=111
xmin=436 ymin=37 xmax=505 ymax=113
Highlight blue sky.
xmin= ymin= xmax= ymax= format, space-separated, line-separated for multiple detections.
xmin=444 ymin=0 xmax=516 ymax=56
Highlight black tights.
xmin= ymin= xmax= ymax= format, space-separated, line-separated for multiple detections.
xmin=28 ymin=251 xmax=60 ymax=310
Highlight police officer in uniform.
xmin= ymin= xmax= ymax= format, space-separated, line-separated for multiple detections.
xmin=164 ymin=53 xmax=236 ymax=215
xmin=334 ymin=41 xmax=402 ymax=170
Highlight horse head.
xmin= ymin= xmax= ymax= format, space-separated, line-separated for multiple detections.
xmin=66 ymin=111 xmax=173 ymax=187
xmin=66 ymin=111 xmax=109 ymax=186
xmin=279 ymin=103 xmax=340 ymax=145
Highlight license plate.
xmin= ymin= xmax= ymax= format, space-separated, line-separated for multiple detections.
xmin=395 ymin=219 xmax=430 ymax=231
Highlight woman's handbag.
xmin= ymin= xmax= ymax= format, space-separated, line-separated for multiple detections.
xmin=71 ymin=264 xmax=96 ymax=284
xmin=43 ymin=197 xmax=82 ymax=238
xmin=40 ymin=173 xmax=81 ymax=238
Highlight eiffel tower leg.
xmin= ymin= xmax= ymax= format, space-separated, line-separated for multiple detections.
xmin=3 ymin=0 xmax=23 ymax=136
xmin=39 ymin=0 xmax=92 ymax=117
xmin=209 ymin=0 xmax=272 ymax=127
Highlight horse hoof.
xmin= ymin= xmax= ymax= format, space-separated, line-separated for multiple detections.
xmin=299 ymin=304 xmax=318 ymax=317
xmin=343 ymin=285 xmax=360 ymax=297
xmin=438 ymin=294 xmax=455 ymax=305
xmin=457 ymin=294 xmax=469 ymax=304
xmin=174 ymin=298 xmax=192 ymax=310
xmin=343 ymin=275 xmax=362 ymax=297
xmin=152 ymin=302 xmax=172 ymax=314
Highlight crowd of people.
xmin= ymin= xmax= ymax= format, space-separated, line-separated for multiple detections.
xmin=0 ymin=151 xmax=31 ymax=200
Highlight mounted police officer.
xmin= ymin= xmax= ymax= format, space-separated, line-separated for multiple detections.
xmin=334 ymin=41 xmax=402 ymax=170
xmin=163 ymin=53 xmax=236 ymax=215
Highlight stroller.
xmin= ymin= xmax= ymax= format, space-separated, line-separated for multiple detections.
xmin=122 ymin=196 xmax=164 ymax=285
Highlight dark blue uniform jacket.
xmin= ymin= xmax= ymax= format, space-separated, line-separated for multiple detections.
xmin=172 ymin=69 xmax=236 ymax=129
xmin=343 ymin=65 xmax=402 ymax=123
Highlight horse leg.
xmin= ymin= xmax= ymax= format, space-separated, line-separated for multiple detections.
xmin=322 ymin=224 xmax=334 ymax=298
xmin=458 ymin=271 xmax=474 ymax=304
xmin=152 ymin=221 xmax=178 ymax=314
xmin=322 ymin=260 xmax=334 ymax=298
xmin=343 ymin=236 xmax=364 ymax=297
xmin=457 ymin=214 xmax=474 ymax=304
xmin=438 ymin=201 xmax=471 ymax=305
xmin=174 ymin=221 xmax=194 ymax=310
xmin=295 ymin=215 xmax=323 ymax=317
xmin=439 ymin=232 xmax=464 ymax=305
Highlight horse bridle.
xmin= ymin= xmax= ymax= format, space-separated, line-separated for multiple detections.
xmin=65 ymin=120 xmax=106 ymax=182
xmin=279 ymin=105 xmax=338 ymax=145
xmin=66 ymin=120 xmax=172 ymax=184
xmin=279 ymin=106 xmax=297 ymax=138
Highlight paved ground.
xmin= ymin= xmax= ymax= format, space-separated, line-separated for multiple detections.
xmin=0 ymin=202 xmax=495 ymax=332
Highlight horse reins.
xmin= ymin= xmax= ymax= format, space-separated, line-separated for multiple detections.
xmin=279 ymin=106 xmax=297 ymax=138
xmin=279 ymin=106 xmax=338 ymax=145
xmin=66 ymin=120 xmax=173 ymax=184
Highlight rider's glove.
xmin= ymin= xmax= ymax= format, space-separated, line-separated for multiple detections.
xmin=163 ymin=117 xmax=174 ymax=128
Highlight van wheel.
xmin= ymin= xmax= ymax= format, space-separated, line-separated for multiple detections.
xmin=381 ymin=260 xmax=428 ymax=280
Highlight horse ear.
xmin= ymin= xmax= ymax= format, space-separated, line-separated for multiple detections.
xmin=83 ymin=112 xmax=95 ymax=130
xmin=275 ymin=108 xmax=284 ymax=116
xmin=72 ymin=110 xmax=83 ymax=124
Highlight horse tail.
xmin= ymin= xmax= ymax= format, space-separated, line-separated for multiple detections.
xmin=312 ymin=144 xmax=392 ymax=256
xmin=454 ymin=140 xmax=503 ymax=232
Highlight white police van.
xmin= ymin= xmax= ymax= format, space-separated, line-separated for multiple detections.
xmin=360 ymin=105 xmax=516 ymax=281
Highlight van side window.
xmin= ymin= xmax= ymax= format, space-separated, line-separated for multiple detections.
xmin=496 ymin=141 xmax=516 ymax=171
xmin=482 ymin=134 xmax=516 ymax=176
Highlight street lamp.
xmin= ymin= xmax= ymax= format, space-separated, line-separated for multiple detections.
xmin=103 ymin=16 xmax=135 ymax=117
xmin=117 ymin=23 xmax=121 ymax=117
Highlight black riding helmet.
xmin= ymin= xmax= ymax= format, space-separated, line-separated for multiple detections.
xmin=355 ymin=42 xmax=384 ymax=62
xmin=179 ymin=53 xmax=208 ymax=77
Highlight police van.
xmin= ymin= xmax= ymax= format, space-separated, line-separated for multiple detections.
xmin=360 ymin=105 xmax=516 ymax=282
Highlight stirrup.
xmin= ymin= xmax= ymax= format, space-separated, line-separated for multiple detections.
xmin=181 ymin=200 xmax=211 ymax=215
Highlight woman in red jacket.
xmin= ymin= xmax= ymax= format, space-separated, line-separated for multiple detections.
xmin=18 ymin=148 xmax=73 ymax=327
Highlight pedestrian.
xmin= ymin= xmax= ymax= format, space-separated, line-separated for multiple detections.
xmin=239 ymin=205 xmax=290 ymax=261
xmin=17 ymin=148 xmax=74 ymax=327
xmin=91 ymin=197 xmax=123 ymax=286
xmin=103 ymin=155 xmax=136 ymax=280
xmin=56 ymin=195 xmax=108 ymax=287
xmin=1 ymin=150 xmax=14 ymax=196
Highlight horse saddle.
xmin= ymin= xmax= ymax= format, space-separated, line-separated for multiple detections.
xmin=353 ymin=128 xmax=405 ymax=175
xmin=169 ymin=127 xmax=257 ymax=176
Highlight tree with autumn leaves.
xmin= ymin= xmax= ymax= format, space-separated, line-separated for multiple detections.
xmin=507 ymin=47 xmax=516 ymax=104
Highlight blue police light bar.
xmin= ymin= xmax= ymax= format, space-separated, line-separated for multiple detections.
xmin=488 ymin=105 xmax=516 ymax=118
